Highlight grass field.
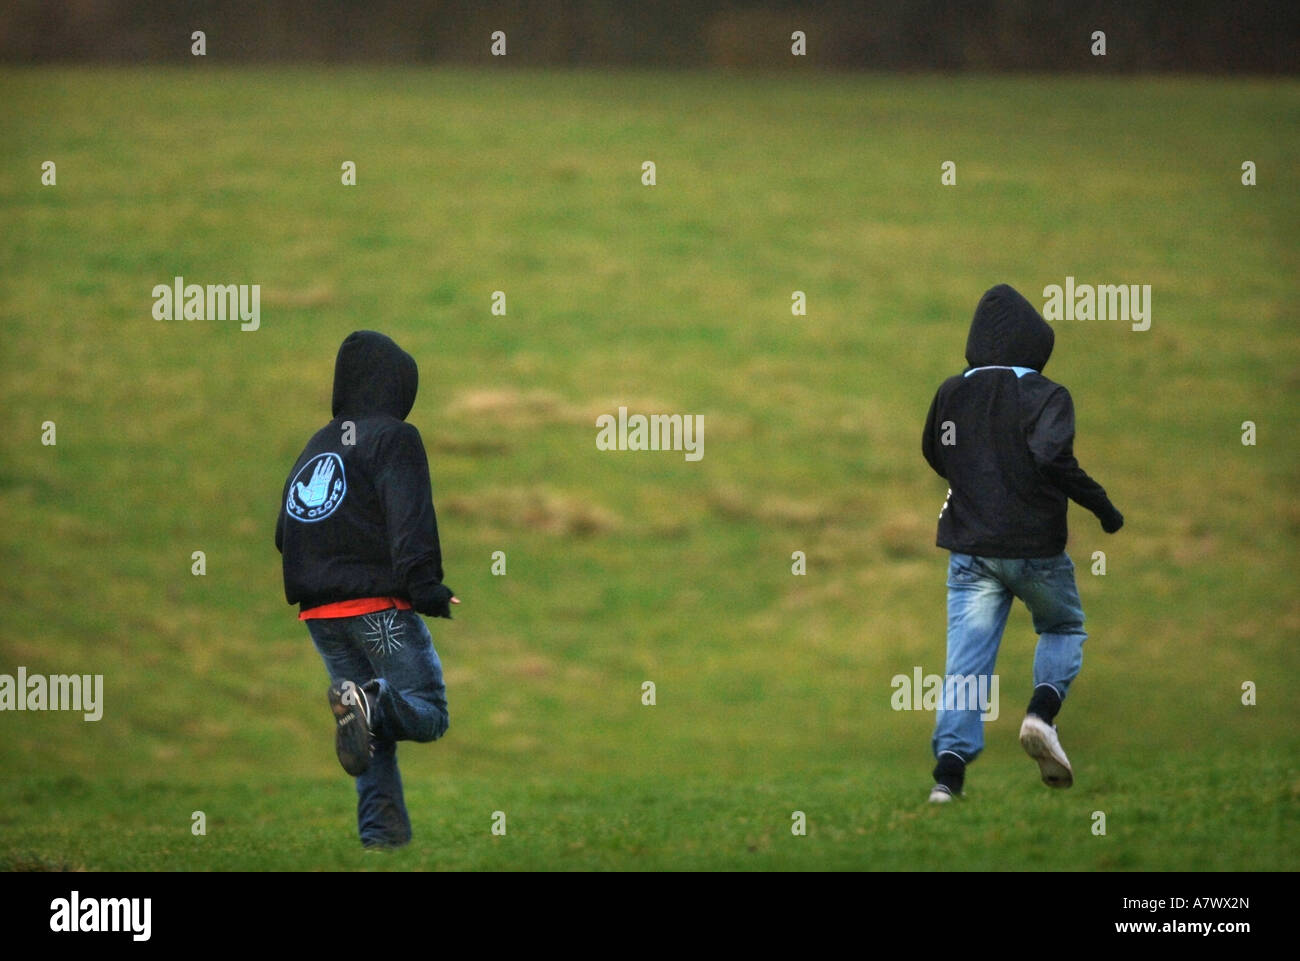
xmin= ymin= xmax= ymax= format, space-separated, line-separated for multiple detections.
xmin=0 ymin=67 xmax=1297 ymax=871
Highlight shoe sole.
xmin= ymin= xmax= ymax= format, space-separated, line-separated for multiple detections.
xmin=328 ymin=681 xmax=372 ymax=777
xmin=1019 ymin=717 xmax=1073 ymax=788
xmin=363 ymin=837 xmax=411 ymax=851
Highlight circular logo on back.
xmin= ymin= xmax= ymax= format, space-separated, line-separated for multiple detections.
xmin=286 ymin=452 xmax=346 ymax=522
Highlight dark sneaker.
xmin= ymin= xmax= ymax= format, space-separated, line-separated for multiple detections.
xmin=328 ymin=680 xmax=373 ymax=776
xmin=363 ymin=838 xmax=411 ymax=852
xmin=930 ymin=751 xmax=965 ymax=803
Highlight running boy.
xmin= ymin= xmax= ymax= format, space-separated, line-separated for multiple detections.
xmin=922 ymin=284 xmax=1123 ymax=802
xmin=276 ymin=330 xmax=458 ymax=847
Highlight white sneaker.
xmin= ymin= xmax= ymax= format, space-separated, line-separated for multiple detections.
xmin=1019 ymin=714 xmax=1073 ymax=788
xmin=928 ymin=784 xmax=957 ymax=803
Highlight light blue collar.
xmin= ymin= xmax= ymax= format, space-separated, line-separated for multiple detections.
xmin=964 ymin=365 xmax=1037 ymax=379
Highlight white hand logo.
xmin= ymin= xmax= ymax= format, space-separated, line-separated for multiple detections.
xmin=297 ymin=458 xmax=336 ymax=507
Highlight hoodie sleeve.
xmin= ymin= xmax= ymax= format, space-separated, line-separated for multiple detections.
xmin=275 ymin=474 xmax=290 ymax=553
xmin=375 ymin=423 xmax=455 ymax=617
xmin=922 ymin=388 xmax=947 ymax=478
xmin=1028 ymin=387 xmax=1123 ymax=529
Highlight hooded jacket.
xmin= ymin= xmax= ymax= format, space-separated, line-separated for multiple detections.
xmin=276 ymin=330 xmax=454 ymax=616
xmin=922 ymin=284 xmax=1122 ymax=558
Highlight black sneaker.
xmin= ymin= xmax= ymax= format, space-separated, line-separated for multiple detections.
xmin=363 ymin=837 xmax=411 ymax=852
xmin=328 ymin=680 xmax=373 ymax=776
xmin=928 ymin=783 xmax=959 ymax=804
xmin=929 ymin=751 xmax=966 ymax=802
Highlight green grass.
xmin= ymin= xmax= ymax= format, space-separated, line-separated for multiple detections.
xmin=0 ymin=67 xmax=1296 ymax=870
xmin=5 ymin=750 xmax=1291 ymax=872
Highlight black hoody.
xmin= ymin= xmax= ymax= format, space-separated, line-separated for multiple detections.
xmin=922 ymin=284 xmax=1123 ymax=559
xmin=276 ymin=330 xmax=454 ymax=616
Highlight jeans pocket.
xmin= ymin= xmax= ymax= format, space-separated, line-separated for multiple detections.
xmin=949 ymin=553 xmax=982 ymax=584
xmin=400 ymin=609 xmax=435 ymax=648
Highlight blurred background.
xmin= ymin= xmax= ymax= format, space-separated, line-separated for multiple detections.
xmin=0 ymin=2 xmax=1296 ymax=870
xmin=3 ymin=0 xmax=1297 ymax=71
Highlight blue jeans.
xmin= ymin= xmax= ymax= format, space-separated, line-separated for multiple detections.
xmin=932 ymin=552 xmax=1086 ymax=764
xmin=306 ymin=607 xmax=449 ymax=847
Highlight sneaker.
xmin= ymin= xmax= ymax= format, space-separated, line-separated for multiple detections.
xmin=362 ymin=842 xmax=407 ymax=853
xmin=928 ymin=784 xmax=958 ymax=804
xmin=328 ymin=680 xmax=373 ymax=776
xmin=362 ymin=834 xmax=411 ymax=852
xmin=1019 ymin=714 xmax=1073 ymax=788
xmin=931 ymin=751 xmax=965 ymax=802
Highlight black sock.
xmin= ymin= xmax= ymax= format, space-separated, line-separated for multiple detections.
xmin=1026 ymin=684 xmax=1062 ymax=724
xmin=932 ymin=752 xmax=965 ymax=794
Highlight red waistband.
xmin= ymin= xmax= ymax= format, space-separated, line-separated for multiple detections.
xmin=299 ymin=597 xmax=413 ymax=620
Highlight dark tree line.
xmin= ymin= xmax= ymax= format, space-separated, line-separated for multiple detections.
xmin=2 ymin=0 xmax=1295 ymax=72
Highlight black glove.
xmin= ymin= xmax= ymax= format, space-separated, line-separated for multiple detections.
xmin=1098 ymin=504 xmax=1124 ymax=534
xmin=415 ymin=583 xmax=457 ymax=619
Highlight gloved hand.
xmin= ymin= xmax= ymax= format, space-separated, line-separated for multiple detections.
xmin=1098 ymin=505 xmax=1124 ymax=533
xmin=416 ymin=583 xmax=457 ymax=619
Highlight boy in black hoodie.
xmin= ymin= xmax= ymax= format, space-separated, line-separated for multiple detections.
xmin=922 ymin=285 xmax=1123 ymax=803
xmin=276 ymin=330 xmax=457 ymax=847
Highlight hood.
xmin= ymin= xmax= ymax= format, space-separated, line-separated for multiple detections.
xmin=964 ymin=284 xmax=1054 ymax=372
xmin=331 ymin=330 xmax=418 ymax=420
